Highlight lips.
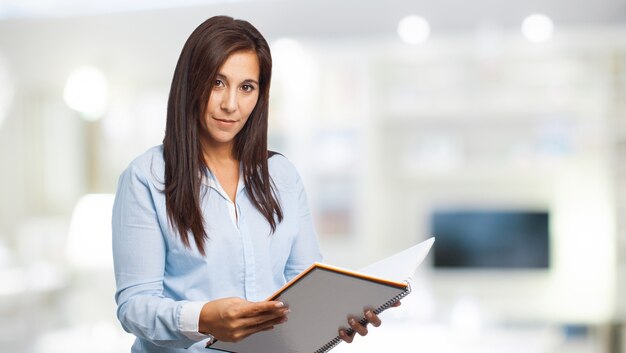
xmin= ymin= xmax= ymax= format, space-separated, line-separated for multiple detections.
xmin=213 ymin=117 xmax=237 ymax=123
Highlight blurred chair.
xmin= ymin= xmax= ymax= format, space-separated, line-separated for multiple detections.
xmin=66 ymin=194 xmax=115 ymax=270
xmin=34 ymin=193 xmax=134 ymax=353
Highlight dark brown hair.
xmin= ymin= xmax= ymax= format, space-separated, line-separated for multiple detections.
xmin=163 ymin=15 xmax=282 ymax=255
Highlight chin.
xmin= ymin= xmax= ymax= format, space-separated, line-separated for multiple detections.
xmin=208 ymin=133 xmax=238 ymax=145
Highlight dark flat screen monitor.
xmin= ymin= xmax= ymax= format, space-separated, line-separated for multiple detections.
xmin=431 ymin=210 xmax=550 ymax=269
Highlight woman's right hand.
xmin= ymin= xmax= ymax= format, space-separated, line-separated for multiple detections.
xmin=199 ymin=297 xmax=290 ymax=342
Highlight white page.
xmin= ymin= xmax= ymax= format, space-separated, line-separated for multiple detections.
xmin=358 ymin=237 xmax=435 ymax=284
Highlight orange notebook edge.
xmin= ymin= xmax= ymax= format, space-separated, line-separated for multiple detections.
xmin=265 ymin=262 xmax=409 ymax=301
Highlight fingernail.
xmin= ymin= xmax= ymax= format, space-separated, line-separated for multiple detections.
xmin=283 ymin=309 xmax=291 ymax=314
xmin=349 ymin=318 xmax=356 ymax=325
xmin=275 ymin=302 xmax=284 ymax=308
xmin=281 ymin=316 xmax=288 ymax=323
xmin=339 ymin=330 xmax=345 ymax=337
xmin=366 ymin=311 xmax=373 ymax=318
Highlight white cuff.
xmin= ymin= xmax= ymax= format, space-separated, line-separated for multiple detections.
xmin=180 ymin=301 xmax=213 ymax=341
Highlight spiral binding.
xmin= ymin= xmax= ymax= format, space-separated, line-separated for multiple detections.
xmin=313 ymin=282 xmax=412 ymax=353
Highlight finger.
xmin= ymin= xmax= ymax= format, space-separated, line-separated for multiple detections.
xmin=348 ymin=317 xmax=368 ymax=336
xmin=242 ymin=301 xmax=287 ymax=317
xmin=239 ymin=308 xmax=290 ymax=328
xmin=392 ymin=301 xmax=401 ymax=307
xmin=339 ymin=329 xmax=354 ymax=343
xmin=365 ymin=310 xmax=381 ymax=327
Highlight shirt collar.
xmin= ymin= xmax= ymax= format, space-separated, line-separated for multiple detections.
xmin=201 ymin=167 xmax=245 ymax=199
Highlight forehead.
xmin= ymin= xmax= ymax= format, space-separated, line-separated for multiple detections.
xmin=217 ymin=50 xmax=260 ymax=80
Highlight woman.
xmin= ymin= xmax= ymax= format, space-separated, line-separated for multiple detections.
xmin=112 ymin=15 xmax=391 ymax=353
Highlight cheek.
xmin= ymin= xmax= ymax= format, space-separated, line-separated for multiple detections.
xmin=206 ymin=95 xmax=220 ymax=115
xmin=242 ymin=96 xmax=259 ymax=117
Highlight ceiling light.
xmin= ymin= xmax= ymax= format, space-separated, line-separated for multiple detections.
xmin=397 ymin=15 xmax=430 ymax=45
xmin=271 ymin=37 xmax=309 ymax=82
xmin=271 ymin=37 xmax=303 ymax=65
xmin=521 ymin=14 xmax=554 ymax=43
xmin=63 ymin=66 xmax=108 ymax=121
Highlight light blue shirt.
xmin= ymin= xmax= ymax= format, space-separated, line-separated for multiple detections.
xmin=112 ymin=145 xmax=322 ymax=353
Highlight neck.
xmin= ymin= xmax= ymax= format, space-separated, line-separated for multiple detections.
xmin=201 ymin=140 xmax=237 ymax=167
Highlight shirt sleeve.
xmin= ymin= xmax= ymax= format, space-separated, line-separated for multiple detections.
xmin=180 ymin=301 xmax=213 ymax=341
xmin=112 ymin=163 xmax=206 ymax=349
xmin=283 ymin=168 xmax=323 ymax=281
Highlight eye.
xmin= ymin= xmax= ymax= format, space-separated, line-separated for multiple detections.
xmin=214 ymin=79 xmax=225 ymax=87
xmin=241 ymin=84 xmax=256 ymax=93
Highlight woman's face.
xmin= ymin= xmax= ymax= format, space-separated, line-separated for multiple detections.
xmin=203 ymin=50 xmax=260 ymax=150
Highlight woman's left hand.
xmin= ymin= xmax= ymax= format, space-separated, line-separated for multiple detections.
xmin=338 ymin=301 xmax=401 ymax=343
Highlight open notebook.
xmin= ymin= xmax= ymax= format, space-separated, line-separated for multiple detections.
xmin=208 ymin=237 xmax=435 ymax=353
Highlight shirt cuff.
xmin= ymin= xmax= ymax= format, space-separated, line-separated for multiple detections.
xmin=180 ymin=301 xmax=213 ymax=342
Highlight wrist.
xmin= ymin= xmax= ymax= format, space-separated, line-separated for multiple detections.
xmin=199 ymin=301 xmax=219 ymax=335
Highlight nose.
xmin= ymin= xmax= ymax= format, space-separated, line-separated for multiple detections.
xmin=220 ymin=87 xmax=237 ymax=113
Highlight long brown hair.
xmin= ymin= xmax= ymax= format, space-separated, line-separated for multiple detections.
xmin=163 ymin=15 xmax=282 ymax=255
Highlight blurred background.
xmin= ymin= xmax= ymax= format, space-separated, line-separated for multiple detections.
xmin=1 ymin=0 xmax=626 ymax=352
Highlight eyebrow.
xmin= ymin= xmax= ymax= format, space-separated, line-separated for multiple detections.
xmin=216 ymin=73 xmax=259 ymax=86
